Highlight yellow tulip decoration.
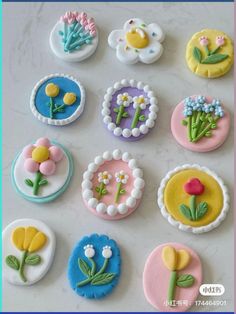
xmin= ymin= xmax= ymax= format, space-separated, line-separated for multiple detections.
xmin=45 ymin=83 xmax=77 ymax=119
xmin=161 ymin=246 xmax=195 ymax=307
xmin=6 ymin=226 xmax=47 ymax=282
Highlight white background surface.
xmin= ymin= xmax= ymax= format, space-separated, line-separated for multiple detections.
xmin=2 ymin=2 xmax=234 ymax=312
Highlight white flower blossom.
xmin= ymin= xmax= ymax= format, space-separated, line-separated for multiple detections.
xmin=84 ymin=244 xmax=95 ymax=258
xmin=116 ymin=93 xmax=132 ymax=107
xmin=102 ymin=245 xmax=112 ymax=259
xmin=98 ymin=171 xmax=112 ymax=185
xmin=133 ymin=95 xmax=149 ymax=110
xmin=115 ymin=170 xmax=129 ymax=184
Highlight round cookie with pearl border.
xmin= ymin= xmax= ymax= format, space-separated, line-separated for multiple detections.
xmin=68 ymin=234 xmax=121 ymax=299
xmin=102 ymin=79 xmax=158 ymax=141
xmin=50 ymin=11 xmax=98 ymax=62
xmin=11 ymin=137 xmax=73 ymax=203
xmin=143 ymin=242 xmax=202 ymax=312
xmin=3 ymin=218 xmax=56 ymax=285
xmin=108 ymin=18 xmax=165 ymax=64
xmin=171 ymin=95 xmax=230 ymax=152
xmin=30 ymin=74 xmax=85 ymax=126
xmin=157 ymin=164 xmax=229 ymax=234
xmin=82 ymin=149 xmax=145 ymax=220
xmin=186 ymin=29 xmax=234 ymax=78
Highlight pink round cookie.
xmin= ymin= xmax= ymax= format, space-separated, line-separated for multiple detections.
xmin=81 ymin=149 xmax=145 ymax=220
xmin=143 ymin=242 xmax=202 ymax=312
xmin=171 ymin=95 xmax=230 ymax=152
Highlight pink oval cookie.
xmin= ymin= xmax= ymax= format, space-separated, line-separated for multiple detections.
xmin=143 ymin=242 xmax=202 ymax=312
xmin=171 ymin=95 xmax=230 ymax=152
xmin=81 ymin=150 xmax=145 ymax=220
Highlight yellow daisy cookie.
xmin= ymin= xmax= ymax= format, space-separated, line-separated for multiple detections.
xmin=186 ymin=29 xmax=234 ymax=78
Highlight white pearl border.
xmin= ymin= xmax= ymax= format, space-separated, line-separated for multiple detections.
xmin=30 ymin=73 xmax=86 ymax=126
xmin=82 ymin=149 xmax=145 ymax=217
xmin=102 ymin=79 xmax=159 ymax=138
xmin=157 ymin=164 xmax=230 ymax=234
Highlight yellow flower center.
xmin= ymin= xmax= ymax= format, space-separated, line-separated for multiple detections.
xmin=137 ymin=97 xmax=145 ymax=104
xmin=63 ymin=92 xmax=77 ymax=106
xmin=45 ymin=83 xmax=60 ymax=98
xmin=32 ymin=146 xmax=49 ymax=163
xmin=120 ymin=174 xmax=125 ymax=180
xmin=121 ymin=95 xmax=128 ymax=101
xmin=103 ymin=174 xmax=108 ymax=179
xmin=125 ymin=27 xmax=149 ymax=49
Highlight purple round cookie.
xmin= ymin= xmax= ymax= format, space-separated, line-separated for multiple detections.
xmin=102 ymin=79 xmax=159 ymax=141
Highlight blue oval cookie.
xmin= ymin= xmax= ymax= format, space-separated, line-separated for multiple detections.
xmin=68 ymin=234 xmax=121 ymax=299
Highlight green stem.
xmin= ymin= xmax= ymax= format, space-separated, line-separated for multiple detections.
xmin=131 ymin=106 xmax=141 ymax=129
xmin=33 ymin=171 xmax=43 ymax=196
xmin=49 ymin=97 xmax=54 ymax=119
xmin=168 ymin=271 xmax=177 ymax=306
xmin=192 ymin=123 xmax=211 ymax=142
xmin=190 ymin=195 xmax=196 ymax=220
xmin=53 ymin=104 xmax=65 ymax=113
xmin=19 ymin=251 xmax=28 ymax=283
xmin=97 ymin=182 xmax=105 ymax=200
xmin=89 ymin=258 xmax=96 ymax=276
xmin=187 ymin=116 xmax=192 ymax=141
xmin=115 ymin=182 xmax=122 ymax=204
xmin=205 ymin=45 xmax=210 ymax=56
xmin=192 ymin=111 xmax=202 ymax=140
xmin=116 ymin=105 xmax=124 ymax=125
xmin=77 ymin=258 xmax=108 ymax=287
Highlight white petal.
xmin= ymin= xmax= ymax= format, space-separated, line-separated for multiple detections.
xmin=108 ymin=29 xmax=126 ymax=49
xmin=116 ymin=42 xmax=139 ymax=65
xmin=138 ymin=42 xmax=163 ymax=64
xmin=147 ymin=23 xmax=165 ymax=42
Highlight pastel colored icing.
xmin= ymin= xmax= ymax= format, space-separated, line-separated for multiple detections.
xmin=186 ymin=29 xmax=234 ymax=78
xmin=3 ymin=219 xmax=56 ymax=285
xmin=143 ymin=242 xmax=202 ymax=312
xmin=68 ymin=234 xmax=121 ymax=299
xmin=82 ymin=150 xmax=145 ymax=220
xmin=11 ymin=140 xmax=73 ymax=203
xmin=164 ymin=169 xmax=223 ymax=227
xmin=171 ymin=96 xmax=230 ymax=152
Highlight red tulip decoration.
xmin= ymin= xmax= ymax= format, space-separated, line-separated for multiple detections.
xmin=180 ymin=178 xmax=208 ymax=221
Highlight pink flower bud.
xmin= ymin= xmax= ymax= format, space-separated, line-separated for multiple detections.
xmin=90 ymin=30 xmax=97 ymax=37
xmin=81 ymin=18 xmax=88 ymax=27
xmin=87 ymin=18 xmax=94 ymax=24
xmin=60 ymin=15 xmax=68 ymax=23
xmin=199 ymin=36 xmax=209 ymax=47
xmin=80 ymin=12 xmax=87 ymax=19
xmin=216 ymin=36 xmax=225 ymax=47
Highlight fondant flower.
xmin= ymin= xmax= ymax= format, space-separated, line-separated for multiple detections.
xmin=108 ymin=18 xmax=165 ymax=64
xmin=184 ymin=178 xmax=204 ymax=195
xmin=199 ymin=36 xmax=209 ymax=46
xmin=102 ymin=246 xmax=112 ymax=259
xmin=23 ymin=138 xmax=64 ymax=196
xmin=98 ymin=171 xmax=112 ymax=185
xmin=63 ymin=92 xmax=77 ymax=106
xmin=216 ymin=36 xmax=225 ymax=47
xmin=84 ymin=244 xmax=95 ymax=258
xmin=6 ymin=226 xmax=47 ymax=282
xmin=133 ymin=95 xmax=149 ymax=110
xmin=115 ymin=170 xmax=129 ymax=184
xmin=117 ymin=93 xmax=132 ymax=107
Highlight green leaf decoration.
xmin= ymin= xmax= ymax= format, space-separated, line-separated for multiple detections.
xmin=193 ymin=47 xmax=202 ymax=63
xmin=57 ymin=109 xmax=65 ymax=112
xmin=201 ymin=54 xmax=228 ymax=64
xmin=102 ymin=189 xmax=107 ymax=195
xmin=120 ymin=189 xmax=126 ymax=195
xmin=139 ymin=115 xmax=146 ymax=122
xmin=182 ymin=120 xmax=188 ymax=126
xmin=25 ymin=179 xmax=33 ymax=187
xmin=58 ymin=30 xmax=64 ymax=36
xmin=180 ymin=204 xmax=192 ymax=220
xmin=38 ymin=179 xmax=48 ymax=186
xmin=95 ymin=186 xmax=100 ymax=193
xmin=176 ymin=274 xmax=195 ymax=287
xmin=78 ymin=258 xmax=91 ymax=277
xmin=196 ymin=202 xmax=208 ymax=220
xmin=205 ymin=131 xmax=212 ymax=137
xmin=122 ymin=112 xmax=129 ymax=118
xmin=211 ymin=123 xmax=217 ymax=129
xmin=208 ymin=116 xmax=213 ymax=123
xmin=6 ymin=255 xmax=20 ymax=270
xmin=91 ymin=273 xmax=116 ymax=285
xmin=25 ymin=254 xmax=41 ymax=265
xmin=113 ymin=108 xmax=119 ymax=113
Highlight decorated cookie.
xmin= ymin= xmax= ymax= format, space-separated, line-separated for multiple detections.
xmin=11 ymin=137 xmax=73 ymax=203
xmin=82 ymin=149 xmax=145 ymax=220
xmin=157 ymin=164 xmax=229 ymax=233
xmin=171 ymin=95 xmax=230 ymax=152
xmin=102 ymin=79 xmax=158 ymax=141
xmin=50 ymin=11 xmax=98 ymax=62
xmin=186 ymin=29 xmax=234 ymax=78
xmin=143 ymin=242 xmax=202 ymax=312
xmin=68 ymin=234 xmax=121 ymax=299
xmin=3 ymin=218 xmax=56 ymax=285
xmin=30 ymin=74 xmax=85 ymax=126
xmin=108 ymin=18 xmax=165 ymax=64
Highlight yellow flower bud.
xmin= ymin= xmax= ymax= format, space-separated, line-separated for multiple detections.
xmin=45 ymin=83 xmax=60 ymax=98
xmin=12 ymin=227 xmax=25 ymax=251
xmin=63 ymin=92 xmax=77 ymax=106
xmin=23 ymin=227 xmax=38 ymax=251
xmin=28 ymin=232 xmax=47 ymax=253
xmin=162 ymin=246 xmax=191 ymax=271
